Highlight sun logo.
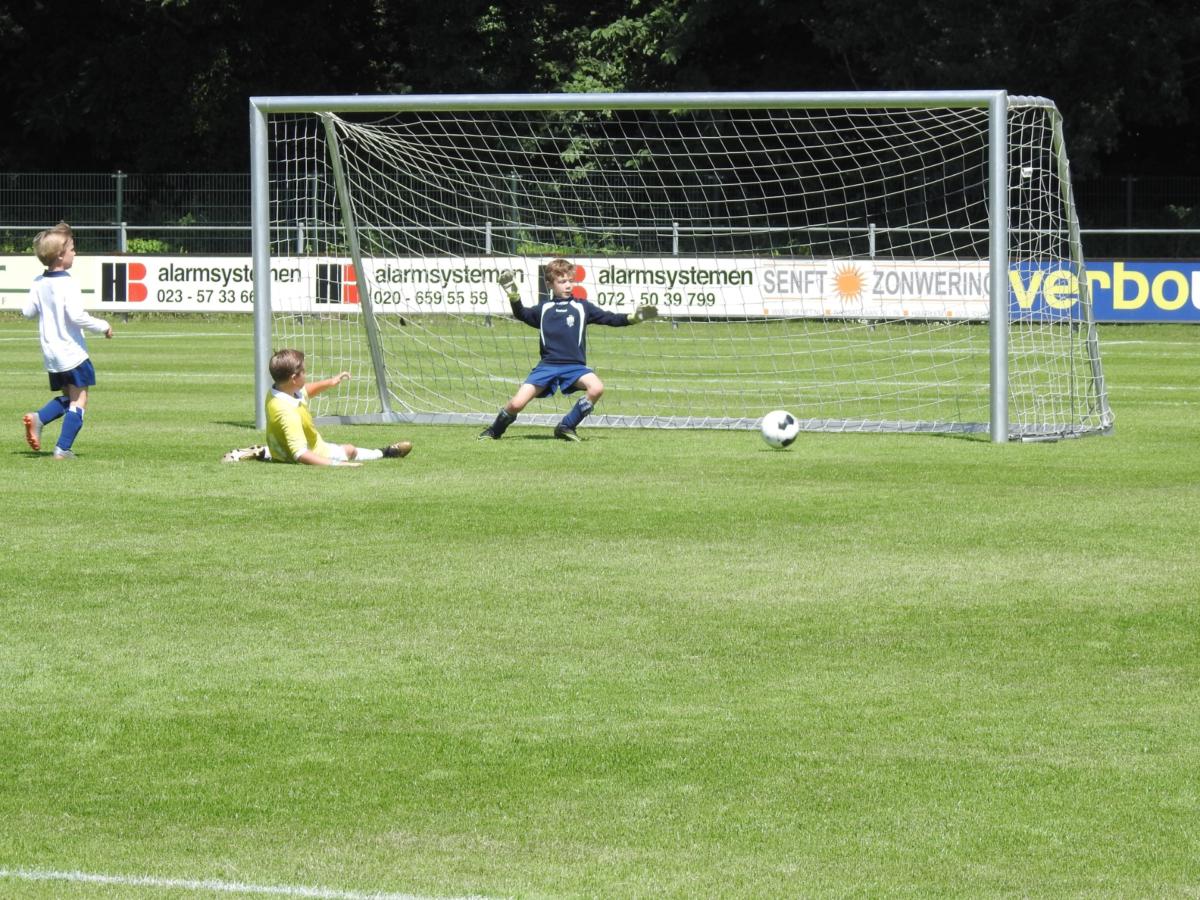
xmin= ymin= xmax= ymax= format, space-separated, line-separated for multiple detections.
xmin=833 ymin=264 xmax=867 ymax=302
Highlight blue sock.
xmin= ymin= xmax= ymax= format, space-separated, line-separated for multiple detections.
xmin=560 ymin=398 xmax=594 ymax=430
xmin=37 ymin=395 xmax=70 ymax=425
xmin=57 ymin=406 xmax=85 ymax=451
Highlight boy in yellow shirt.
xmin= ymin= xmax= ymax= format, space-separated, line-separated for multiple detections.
xmin=258 ymin=348 xmax=411 ymax=467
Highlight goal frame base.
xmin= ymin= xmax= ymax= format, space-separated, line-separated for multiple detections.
xmin=312 ymin=411 xmax=1113 ymax=441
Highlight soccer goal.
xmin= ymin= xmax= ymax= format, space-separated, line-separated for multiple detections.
xmin=249 ymin=91 xmax=1113 ymax=442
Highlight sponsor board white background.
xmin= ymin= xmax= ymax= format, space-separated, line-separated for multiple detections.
xmin=1 ymin=255 xmax=997 ymax=319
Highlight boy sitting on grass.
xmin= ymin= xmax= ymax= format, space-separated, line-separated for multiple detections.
xmin=226 ymin=348 xmax=411 ymax=467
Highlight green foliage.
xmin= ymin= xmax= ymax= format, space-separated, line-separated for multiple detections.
xmin=556 ymin=0 xmax=688 ymax=94
xmin=513 ymin=224 xmax=634 ymax=257
xmin=124 ymin=237 xmax=178 ymax=254
xmin=1 ymin=316 xmax=1198 ymax=896
xmin=0 ymin=231 xmax=32 ymax=254
xmin=2 ymin=0 xmax=1198 ymax=176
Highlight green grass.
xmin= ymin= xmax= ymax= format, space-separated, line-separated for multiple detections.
xmin=1 ymin=315 xmax=1198 ymax=898
xmin=285 ymin=312 xmax=1036 ymax=429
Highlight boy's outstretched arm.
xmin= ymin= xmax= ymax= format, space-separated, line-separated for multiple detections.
xmin=306 ymin=371 xmax=350 ymax=398
xmin=499 ymin=270 xmax=538 ymax=326
xmin=65 ymin=300 xmax=112 ymax=337
xmin=592 ymin=304 xmax=658 ymax=327
xmin=586 ymin=302 xmax=658 ymax=328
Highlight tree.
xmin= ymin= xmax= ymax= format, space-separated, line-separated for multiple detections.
xmin=0 ymin=0 xmax=1197 ymax=177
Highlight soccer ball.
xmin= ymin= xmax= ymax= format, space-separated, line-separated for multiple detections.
xmin=760 ymin=410 xmax=800 ymax=449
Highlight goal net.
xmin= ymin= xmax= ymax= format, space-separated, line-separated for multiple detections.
xmin=251 ymin=92 xmax=1113 ymax=441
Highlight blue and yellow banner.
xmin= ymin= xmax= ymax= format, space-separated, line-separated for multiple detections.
xmin=1011 ymin=261 xmax=1200 ymax=322
xmin=1084 ymin=261 xmax=1200 ymax=323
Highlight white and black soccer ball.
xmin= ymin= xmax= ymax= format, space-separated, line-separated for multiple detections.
xmin=760 ymin=409 xmax=800 ymax=449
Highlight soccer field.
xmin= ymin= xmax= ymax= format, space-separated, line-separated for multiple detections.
xmin=1 ymin=315 xmax=1198 ymax=898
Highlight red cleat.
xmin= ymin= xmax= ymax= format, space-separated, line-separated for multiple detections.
xmin=23 ymin=413 xmax=41 ymax=451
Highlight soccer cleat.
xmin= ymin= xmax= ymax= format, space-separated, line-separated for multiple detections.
xmin=478 ymin=427 xmax=499 ymax=440
xmin=382 ymin=440 xmax=413 ymax=458
xmin=553 ymin=425 xmax=581 ymax=442
xmin=22 ymin=413 xmax=42 ymax=451
xmin=52 ymin=448 xmax=76 ymax=460
xmin=222 ymin=444 xmax=269 ymax=463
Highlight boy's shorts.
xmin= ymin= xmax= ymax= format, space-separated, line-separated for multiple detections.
xmin=524 ymin=362 xmax=593 ymax=397
xmin=49 ymin=359 xmax=96 ymax=391
xmin=269 ymin=441 xmax=346 ymax=464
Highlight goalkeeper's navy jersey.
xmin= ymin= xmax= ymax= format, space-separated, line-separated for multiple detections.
xmin=511 ymin=297 xmax=631 ymax=366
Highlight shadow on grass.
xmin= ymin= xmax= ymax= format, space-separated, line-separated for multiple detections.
xmin=928 ymin=431 xmax=993 ymax=444
xmin=482 ymin=433 xmax=583 ymax=442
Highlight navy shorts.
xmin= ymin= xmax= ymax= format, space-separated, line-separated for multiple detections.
xmin=49 ymin=359 xmax=97 ymax=391
xmin=525 ymin=362 xmax=592 ymax=397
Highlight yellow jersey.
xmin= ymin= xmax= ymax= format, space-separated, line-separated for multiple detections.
xmin=264 ymin=387 xmax=323 ymax=463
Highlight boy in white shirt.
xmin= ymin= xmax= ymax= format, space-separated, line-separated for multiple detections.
xmin=21 ymin=223 xmax=113 ymax=459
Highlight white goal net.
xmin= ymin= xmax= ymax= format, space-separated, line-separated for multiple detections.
xmin=251 ymin=92 xmax=1112 ymax=441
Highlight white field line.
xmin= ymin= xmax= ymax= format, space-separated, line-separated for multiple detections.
xmin=1101 ymin=338 xmax=1200 ymax=346
xmin=0 ymin=331 xmax=246 ymax=342
xmin=0 ymin=370 xmax=244 ymax=380
xmin=0 ymin=866 xmax=495 ymax=900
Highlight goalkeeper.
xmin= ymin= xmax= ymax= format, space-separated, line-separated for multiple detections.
xmin=480 ymin=257 xmax=657 ymax=442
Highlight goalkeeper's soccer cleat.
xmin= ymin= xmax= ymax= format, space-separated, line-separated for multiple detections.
xmin=478 ymin=427 xmax=499 ymax=440
xmin=222 ymin=444 xmax=269 ymax=463
xmin=22 ymin=413 xmax=42 ymax=451
xmin=553 ymin=425 xmax=581 ymax=442
xmin=52 ymin=448 xmax=76 ymax=460
xmin=382 ymin=440 xmax=413 ymax=458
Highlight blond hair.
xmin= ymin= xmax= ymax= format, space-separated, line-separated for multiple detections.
xmin=34 ymin=223 xmax=74 ymax=268
xmin=544 ymin=258 xmax=574 ymax=286
xmin=269 ymin=348 xmax=306 ymax=384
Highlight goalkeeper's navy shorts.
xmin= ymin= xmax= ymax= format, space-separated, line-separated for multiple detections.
xmin=525 ymin=362 xmax=593 ymax=397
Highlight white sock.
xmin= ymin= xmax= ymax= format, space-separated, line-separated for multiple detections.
xmin=355 ymin=447 xmax=383 ymax=461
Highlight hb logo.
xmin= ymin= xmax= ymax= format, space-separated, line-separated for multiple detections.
xmin=316 ymin=263 xmax=360 ymax=304
xmin=101 ymin=262 xmax=147 ymax=302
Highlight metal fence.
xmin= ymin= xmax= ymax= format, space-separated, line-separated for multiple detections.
xmin=1072 ymin=176 xmax=1200 ymax=258
xmin=3 ymin=172 xmax=1199 ymax=258
xmin=0 ymin=172 xmax=250 ymax=254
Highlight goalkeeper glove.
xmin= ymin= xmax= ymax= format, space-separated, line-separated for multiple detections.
xmin=497 ymin=270 xmax=520 ymax=303
xmin=629 ymin=305 xmax=658 ymax=324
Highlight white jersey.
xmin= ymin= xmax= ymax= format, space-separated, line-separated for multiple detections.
xmin=21 ymin=270 xmax=110 ymax=373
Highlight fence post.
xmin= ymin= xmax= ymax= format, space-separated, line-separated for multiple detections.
xmin=118 ymin=222 xmax=127 ymax=253
xmin=113 ymin=171 xmax=126 ymax=230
